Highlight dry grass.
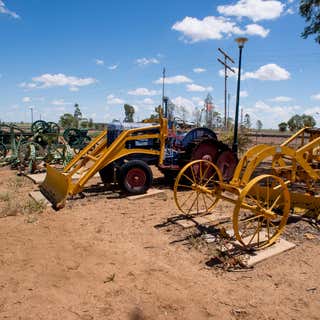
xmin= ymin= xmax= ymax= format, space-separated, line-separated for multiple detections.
xmin=0 ymin=176 xmax=46 ymax=219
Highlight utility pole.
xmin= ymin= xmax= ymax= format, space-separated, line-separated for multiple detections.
xmin=29 ymin=106 xmax=34 ymax=125
xmin=217 ymin=48 xmax=235 ymax=130
xmin=227 ymin=93 xmax=231 ymax=128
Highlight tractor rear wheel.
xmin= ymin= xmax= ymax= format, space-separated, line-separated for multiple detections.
xmin=119 ymin=160 xmax=153 ymax=195
xmin=216 ymin=149 xmax=238 ymax=181
xmin=191 ymin=139 xmax=220 ymax=163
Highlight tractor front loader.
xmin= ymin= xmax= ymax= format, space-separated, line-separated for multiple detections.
xmin=40 ymin=118 xmax=168 ymax=209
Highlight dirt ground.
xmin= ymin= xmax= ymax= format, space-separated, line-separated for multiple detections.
xmin=0 ymin=167 xmax=319 ymax=320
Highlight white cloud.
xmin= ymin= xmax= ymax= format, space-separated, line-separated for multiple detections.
xmin=244 ymin=24 xmax=269 ymax=37
xmin=240 ymin=90 xmax=248 ymax=97
xmin=193 ymin=68 xmax=206 ymax=73
xmin=95 ymin=59 xmax=104 ymax=65
xmin=286 ymin=8 xmax=295 ymax=15
xmin=22 ymin=97 xmax=31 ymax=103
xmin=107 ymin=94 xmax=124 ymax=105
xmin=154 ymin=75 xmax=193 ymax=84
xmin=172 ymin=16 xmax=241 ymax=42
xmin=171 ymin=96 xmax=195 ymax=116
xmin=246 ymin=100 xmax=297 ymax=128
xmin=142 ymin=98 xmax=155 ymax=105
xmin=128 ymin=88 xmax=159 ymax=96
xmin=253 ymin=100 xmax=300 ymax=115
xmin=311 ymin=93 xmax=320 ymax=101
xmin=186 ymin=84 xmax=213 ymax=92
xmin=217 ymin=0 xmax=284 ymax=22
xmin=108 ymin=64 xmax=118 ymax=70
xmin=243 ymin=64 xmax=290 ymax=81
xmin=20 ymin=82 xmax=37 ymax=89
xmin=51 ymin=99 xmax=73 ymax=106
xmin=270 ymin=96 xmax=293 ymax=102
xmin=0 ymin=0 xmax=19 ymax=19
xmin=172 ymin=16 xmax=269 ymax=42
xmin=219 ymin=67 xmax=238 ymax=78
xmin=303 ymin=106 xmax=320 ymax=117
xmin=20 ymin=73 xmax=97 ymax=91
xmin=136 ymin=57 xmax=159 ymax=66
xmin=192 ymin=97 xmax=205 ymax=107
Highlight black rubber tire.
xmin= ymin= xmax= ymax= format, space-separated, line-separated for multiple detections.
xmin=118 ymin=160 xmax=153 ymax=195
xmin=99 ymin=164 xmax=116 ymax=184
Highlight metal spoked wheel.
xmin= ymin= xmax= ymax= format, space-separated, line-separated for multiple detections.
xmin=174 ymin=160 xmax=223 ymax=216
xmin=0 ymin=143 xmax=7 ymax=159
xmin=31 ymin=120 xmax=48 ymax=134
xmin=46 ymin=122 xmax=60 ymax=135
xmin=18 ymin=141 xmax=46 ymax=172
xmin=233 ymin=174 xmax=290 ymax=250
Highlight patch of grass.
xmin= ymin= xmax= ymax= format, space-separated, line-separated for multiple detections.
xmin=1 ymin=198 xmax=21 ymax=217
xmin=7 ymin=176 xmax=27 ymax=190
xmin=0 ymin=192 xmax=10 ymax=202
xmin=0 ymin=192 xmax=46 ymax=218
xmin=23 ymin=199 xmax=46 ymax=215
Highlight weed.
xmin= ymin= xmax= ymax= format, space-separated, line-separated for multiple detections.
xmin=0 ymin=198 xmax=20 ymax=217
xmin=23 ymin=199 xmax=46 ymax=215
xmin=104 ymin=273 xmax=115 ymax=283
xmin=7 ymin=176 xmax=26 ymax=190
xmin=0 ymin=190 xmax=45 ymax=218
xmin=0 ymin=192 xmax=10 ymax=202
xmin=25 ymin=214 xmax=38 ymax=224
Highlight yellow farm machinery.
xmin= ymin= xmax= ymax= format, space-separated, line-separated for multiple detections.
xmin=174 ymin=127 xmax=320 ymax=250
xmin=40 ymin=115 xmax=237 ymax=209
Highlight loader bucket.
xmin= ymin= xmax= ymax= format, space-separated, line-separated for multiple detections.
xmin=40 ymin=164 xmax=71 ymax=209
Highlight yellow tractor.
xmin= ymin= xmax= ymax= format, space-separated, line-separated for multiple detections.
xmin=40 ymin=112 xmax=238 ymax=209
xmin=41 ymin=118 xmax=168 ymax=209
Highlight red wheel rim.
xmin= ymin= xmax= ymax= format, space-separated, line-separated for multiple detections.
xmin=125 ymin=168 xmax=146 ymax=189
xmin=217 ymin=150 xmax=238 ymax=181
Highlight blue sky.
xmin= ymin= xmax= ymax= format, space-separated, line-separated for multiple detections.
xmin=0 ymin=0 xmax=319 ymax=128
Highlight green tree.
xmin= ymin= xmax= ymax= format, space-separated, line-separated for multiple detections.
xmin=80 ymin=120 xmax=88 ymax=128
xmin=300 ymin=0 xmax=320 ymax=43
xmin=59 ymin=113 xmax=76 ymax=128
xmin=287 ymin=114 xmax=304 ymax=131
xmin=213 ymin=111 xmax=222 ymax=128
xmin=123 ymin=104 xmax=135 ymax=122
xmin=243 ymin=113 xmax=251 ymax=129
xmin=256 ymin=120 xmax=263 ymax=131
xmin=73 ymin=103 xmax=82 ymax=128
xmin=278 ymin=122 xmax=288 ymax=132
xmin=301 ymin=114 xmax=316 ymax=127
xmin=88 ymin=118 xmax=93 ymax=129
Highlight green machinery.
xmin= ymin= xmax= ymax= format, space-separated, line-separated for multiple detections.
xmin=0 ymin=121 xmax=90 ymax=173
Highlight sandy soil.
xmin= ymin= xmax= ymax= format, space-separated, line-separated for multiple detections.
xmin=0 ymin=167 xmax=319 ymax=320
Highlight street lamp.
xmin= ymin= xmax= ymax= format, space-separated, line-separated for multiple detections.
xmin=232 ymin=37 xmax=248 ymax=155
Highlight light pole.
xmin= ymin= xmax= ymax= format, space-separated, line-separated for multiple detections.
xmin=29 ymin=106 xmax=34 ymax=125
xmin=232 ymin=37 xmax=248 ymax=155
